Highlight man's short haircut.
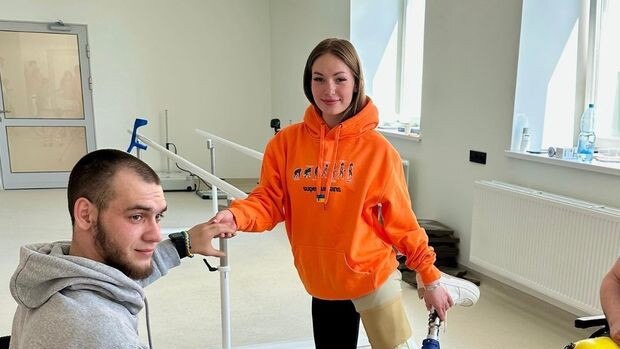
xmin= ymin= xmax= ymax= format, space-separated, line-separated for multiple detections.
xmin=67 ymin=149 xmax=160 ymax=225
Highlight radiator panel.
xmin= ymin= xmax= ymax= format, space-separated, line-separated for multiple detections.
xmin=470 ymin=180 xmax=620 ymax=315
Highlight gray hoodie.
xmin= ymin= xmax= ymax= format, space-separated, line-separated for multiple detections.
xmin=9 ymin=240 xmax=180 ymax=349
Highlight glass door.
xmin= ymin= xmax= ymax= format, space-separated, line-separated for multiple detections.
xmin=0 ymin=20 xmax=95 ymax=189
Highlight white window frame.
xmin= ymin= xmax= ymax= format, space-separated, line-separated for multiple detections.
xmin=351 ymin=0 xmax=425 ymax=140
xmin=588 ymin=0 xmax=620 ymax=147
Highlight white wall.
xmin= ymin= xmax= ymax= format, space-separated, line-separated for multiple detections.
xmin=0 ymin=0 xmax=271 ymax=180
xmin=269 ymin=0 xmax=350 ymax=126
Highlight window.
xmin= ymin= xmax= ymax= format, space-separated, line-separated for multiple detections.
xmin=595 ymin=0 xmax=620 ymax=143
xmin=351 ymin=0 xmax=425 ymax=136
xmin=513 ymin=0 xmax=620 ymax=153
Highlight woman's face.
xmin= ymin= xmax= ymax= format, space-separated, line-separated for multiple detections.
xmin=310 ymin=53 xmax=355 ymax=127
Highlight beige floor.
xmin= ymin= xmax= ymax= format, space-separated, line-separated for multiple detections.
xmin=0 ymin=189 xmax=593 ymax=348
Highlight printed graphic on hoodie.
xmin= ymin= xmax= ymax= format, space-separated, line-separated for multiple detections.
xmin=295 ymin=160 xmax=354 ymax=197
xmin=293 ymin=161 xmax=354 ymax=182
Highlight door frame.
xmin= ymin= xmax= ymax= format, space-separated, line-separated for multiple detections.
xmin=0 ymin=20 xmax=96 ymax=189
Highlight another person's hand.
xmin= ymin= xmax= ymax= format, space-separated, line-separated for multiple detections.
xmin=422 ymin=283 xmax=454 ymax=321
xmin=208 ymin=209 xmax=238 ymax=231
xmin=187 ymin=222 xmax=236 ymax=258
xmin=610 ymin=322 xmax=620 ymax=345
xmin=601 ymin=259 xmax=620 ymax=345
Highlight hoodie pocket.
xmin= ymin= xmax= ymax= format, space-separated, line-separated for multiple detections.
xmin=293 ymin=245 xmax=375 ymax=299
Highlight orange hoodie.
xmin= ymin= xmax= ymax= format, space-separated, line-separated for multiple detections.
xmin=228 ymin=100 xmax=440 ymax=300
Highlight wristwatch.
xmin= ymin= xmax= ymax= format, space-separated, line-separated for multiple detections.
xmin=169 ymin=232 xmax=189 ymax=258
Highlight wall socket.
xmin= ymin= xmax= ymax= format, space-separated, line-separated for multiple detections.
xmin=469 ymin=150 xmax=487 ymax=164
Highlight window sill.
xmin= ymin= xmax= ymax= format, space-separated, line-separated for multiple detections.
xmin=378 ymin=129 xmax=422 ymax=142
xmin=505 ymin=150 xmax=620 ymax=177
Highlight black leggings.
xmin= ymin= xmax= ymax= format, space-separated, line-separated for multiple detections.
xmin=312 ymin=297 xmax=360 ymax=349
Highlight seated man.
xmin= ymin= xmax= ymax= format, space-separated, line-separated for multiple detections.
xmin=602 ymin=257 xmax=620 ymax=345
xmin=9 ymin=149 xmax=235 ymax=349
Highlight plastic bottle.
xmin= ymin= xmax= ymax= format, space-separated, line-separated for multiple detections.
xmin=519 ymin=127 xmax=530 ymax=152
xmin=576 ymin=104 xmax=596 ymax=162
xmin=511 ymin=113 xmax=528 ymax=151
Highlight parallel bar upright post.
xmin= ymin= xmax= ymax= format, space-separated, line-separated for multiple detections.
xmin=208 ymin=139 xmax=232 ymax=349
xmin=129 ymin=130 xmax=247 ymax=349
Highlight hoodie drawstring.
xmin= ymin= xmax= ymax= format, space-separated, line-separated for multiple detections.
xmin=316 ymin=124 xmax=342 ymax=207
xmin=145 ymin=296 xmax=154 ymax=349
xmin=315 ymin=124 xmax=326 ymax=203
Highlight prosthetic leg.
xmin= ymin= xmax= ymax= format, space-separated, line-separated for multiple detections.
xmin=358 ymin=296 xmax=412 ymax=349
xmin=420 ymin=310 xmax=442 ymax=349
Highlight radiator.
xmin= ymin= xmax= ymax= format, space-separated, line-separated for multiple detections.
xmin=401 ymin=159 xmax=409 ymax=188
xmin=470 ymin=180 xmax=620 ymax=315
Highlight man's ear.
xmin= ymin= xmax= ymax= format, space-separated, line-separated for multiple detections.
xmin=74 ymin=197 xmax=97 ymax=231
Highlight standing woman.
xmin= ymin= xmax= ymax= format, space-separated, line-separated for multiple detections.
xmin=211 ymin=38 xmax=453 ymax=348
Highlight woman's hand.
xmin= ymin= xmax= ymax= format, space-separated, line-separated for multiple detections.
xmin=208 ymin=209 xmax=238 ymax=231
xmin=422 ymin=283 xmax=454 ymax=321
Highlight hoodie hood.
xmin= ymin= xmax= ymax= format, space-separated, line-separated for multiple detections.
xmin=302 ymin=99 xmax=379 ymax=205
xmin=10 ymin=241 xmax=145 ymax=315
xmin=302 ymin=99 xmax=379 ymax=140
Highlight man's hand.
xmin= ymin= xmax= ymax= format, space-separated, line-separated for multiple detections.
xmin=610 ymin=322 xmax=620 ymax=346
xmin=187 ymin=222 xmax=236 ymax=258
xmin=208 ymin=209 xmax=238 ymax=231
xmin=422 ymin=284 xmax=454 ymax=321
xmin=601 ymin=259 xmax=620 ymax=345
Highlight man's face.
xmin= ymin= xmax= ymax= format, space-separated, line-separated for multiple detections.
xmin=93 ymin=169 xmax=166 ymax=279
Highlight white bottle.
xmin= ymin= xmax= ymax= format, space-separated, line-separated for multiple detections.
xmin=519 ymin=127 xmax=530 ymax=152
xmin=511 ymin=113 xmax=528 ymax=151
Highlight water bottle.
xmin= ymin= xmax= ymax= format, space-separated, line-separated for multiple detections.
xmin=511 ymin=113 xmax=528 ymax=151
xmin=576 ymin=104 xmax=596 ymax=162
xmin=519 ymin=127 xmax=530 ymax=152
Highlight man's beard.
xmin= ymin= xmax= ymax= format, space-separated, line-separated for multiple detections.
xmin=93 ymin=219 xmax=153 ymax=279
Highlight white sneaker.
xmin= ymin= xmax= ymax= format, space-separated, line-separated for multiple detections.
xmin=416 ymin=272 xmax=480 ymax=307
